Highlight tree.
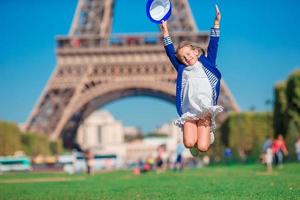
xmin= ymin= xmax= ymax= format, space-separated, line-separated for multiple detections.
xmin=273 ymin=81 xmax=287 ymax=136
xmin=285 ymin=70 xmax=300 ymax=157
xmin=20 ymin=133 xmax=50 ymax=156
xmin=49 ymin=140 xmax=63 ymax=155
xmin=286 ymin=70 xmax=300 ymax=135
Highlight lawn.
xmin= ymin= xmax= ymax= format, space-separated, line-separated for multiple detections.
xmin=0 ymin=163 xmax=299 ymax=200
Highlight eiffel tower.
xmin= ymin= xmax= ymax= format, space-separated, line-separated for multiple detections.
xmin=25 ymin=0 xmax=239 ymax=147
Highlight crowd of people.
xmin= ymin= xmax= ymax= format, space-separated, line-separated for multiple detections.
xmin=84 ymin=133 xmax=300 ymax=176
xmin=133 ymin=133 xmax=300 ymax=175
xmin=261 ymin=134 xmax=300 ymax=172
xmin=132 ymin=142 xmax=186 ymax=175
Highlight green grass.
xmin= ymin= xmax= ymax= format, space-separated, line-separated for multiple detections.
xmin=0 ymin=163 xmax=299 ymax=200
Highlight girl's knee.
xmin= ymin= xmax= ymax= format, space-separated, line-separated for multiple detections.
xmin=197 ymin=143 xmax=210 ymax=152
xmin=183 ymin=140 xmax=196 ymax=148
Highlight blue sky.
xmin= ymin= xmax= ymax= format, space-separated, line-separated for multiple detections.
xmin=0 ymin=0 xmax=299 ymax=133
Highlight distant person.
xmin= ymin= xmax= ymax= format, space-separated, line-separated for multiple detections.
xmin=85 ymin=150 xmax=94 ymax=175
xmin=272 ymin=134 xmax=288 ymax=168
xmin=263 ymin=136 xmax=273 ymax=153
xmin=133 ymin=156 xmax=153 ymax=175
xmin=137 ymin=158 xmax=144 ymax=169
xmin=202 ymin=155 xmax=210 ymax=166
xmin=174 ymin=141 xmax=185 ymax=171
xmin=261 ymin=135 xmax=273 ymax=164
xmin=265 ymin=147 xmax=273 ymax=172
xmin=160 ymin=5 xmax=223 ymax=156
xmin=224 ymin=147 xmax=232 ymax=164
xmin=155 ymin=145 xmax=167 ymax=173
xmin=133 ymin=158 xmax=148 ymax=175
xmin=295 ymin=137 xmax=300 ymax=162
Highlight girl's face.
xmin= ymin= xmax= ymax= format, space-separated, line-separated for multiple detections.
xmin=177 ymin=46 xmax=199 ymax=66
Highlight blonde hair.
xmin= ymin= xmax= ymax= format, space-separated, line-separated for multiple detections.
xmin=176 ymin=41 xmax=205 ymax=57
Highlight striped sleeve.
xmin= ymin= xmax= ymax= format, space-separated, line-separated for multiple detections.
xmin=163 ymin=36 xmax=172 ymax=46
xmin=210 ymin=28 xmax=220 ymax=37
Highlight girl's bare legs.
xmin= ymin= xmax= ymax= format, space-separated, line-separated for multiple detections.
xmin=183 ymin=120 xmax=197 ymax=148
xmin=196 ymin=116 xmax=212 ymax=152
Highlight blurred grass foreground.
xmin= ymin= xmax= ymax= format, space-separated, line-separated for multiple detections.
xmin=0 ymin=163 xmax=299 ymax=200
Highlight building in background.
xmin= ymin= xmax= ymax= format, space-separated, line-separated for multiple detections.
xmin=76 ymin=110 xmax=187 ymax=168
xmin=77 ymin=110 xmax=126 ymax=159
xmin=154 ymin=122 xmax=182 ymax=152
xmin=77 ymin=110 xmax=124 ymax=149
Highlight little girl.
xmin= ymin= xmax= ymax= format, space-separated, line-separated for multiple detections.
xmin=160 ymin=5 xmax=223 ymax=156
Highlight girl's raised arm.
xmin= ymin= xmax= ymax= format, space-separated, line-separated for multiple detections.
xmin=160 ymin=21 xmax=180 ymax=71
xmin=214 ymin=5 xmax=221 ymax=29
xmin=206 ymin=5 xmax=221 ymax=66
xmin=160 ymin=21 xmax=170 ymax=37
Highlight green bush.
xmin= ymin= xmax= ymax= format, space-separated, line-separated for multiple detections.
xmin=207 ymin=129 xmax=226 ymax=163
xmin=0 ymin=121 xmax=63 ymax=156
xmin=220 ymin=112 xmax=273 ymax=162
xmin=0 ymin=122 xmax=22 ymax=155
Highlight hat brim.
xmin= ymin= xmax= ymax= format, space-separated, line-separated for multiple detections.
xmin=146 ymin=0 xmax=172 ymax=24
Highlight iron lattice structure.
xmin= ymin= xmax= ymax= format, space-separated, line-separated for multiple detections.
xmin=25 ymin=0 xmax=239 ymax=146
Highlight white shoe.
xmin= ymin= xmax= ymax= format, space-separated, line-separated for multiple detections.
xmin=210 ymin=132 xmax=215 ymax=144
xmin=189 ymin=147 xmax=200 ymax=157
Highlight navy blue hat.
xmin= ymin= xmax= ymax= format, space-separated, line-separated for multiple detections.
xmin=146 ymin=0 xmax=172 ymax=24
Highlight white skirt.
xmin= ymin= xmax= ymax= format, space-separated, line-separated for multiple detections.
xmin=174 ymin=102 xmax=223 ymax=132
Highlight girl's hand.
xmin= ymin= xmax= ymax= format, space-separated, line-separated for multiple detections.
xmin=214 ymin=5 xmax=221 ymax=28
xmin=160 ymin=20 xmax=169 ymax=37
